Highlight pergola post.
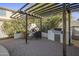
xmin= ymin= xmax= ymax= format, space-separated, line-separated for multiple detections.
xmin=25 ymin=13 xmax=28 ymax=43
xmin=40 ymin=18 xmax=42 ymax=38
xmin=67 ymin=4 xmax=71 ymax=45
xmin=63 ymin=3 xmax=67 ymax=56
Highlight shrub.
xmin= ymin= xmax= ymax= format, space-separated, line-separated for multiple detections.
xmin=2 ymin=19 xmax=26 ymax=37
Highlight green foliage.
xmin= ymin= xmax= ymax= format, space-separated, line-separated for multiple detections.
xmin=2 ymin=19 xmax=26 ymax=37
xmin=42 ymin=15 xmax=62 ymax=32
xmin=48 ymin=15 xmax=62 ymax=29
xmin=2 ymin=15 xmax=62 ymax=37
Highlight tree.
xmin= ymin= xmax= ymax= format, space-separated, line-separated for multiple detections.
xmin=42 ymin=15 xmax=62 ymax=32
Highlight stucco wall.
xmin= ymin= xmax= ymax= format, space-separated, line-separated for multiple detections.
xmin=0 ymin=10 xmax=13 ymax=21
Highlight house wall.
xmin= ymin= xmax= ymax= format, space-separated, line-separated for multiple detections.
xmin=0 ymin=10 xmax=14 ymax=21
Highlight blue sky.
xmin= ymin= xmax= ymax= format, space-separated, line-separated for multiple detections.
xmin=72 ymin=12 xmax=79 ymax=21
xmin=0 ymin=3 xmax=25 ymax=10
xmin=0 ymin=3 xmax=79 ymax=21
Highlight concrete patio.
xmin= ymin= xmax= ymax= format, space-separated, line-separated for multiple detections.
xmin=0 ymin=38 xmax=79 ymax=56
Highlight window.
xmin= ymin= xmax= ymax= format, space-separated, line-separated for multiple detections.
xmin=0 ymin=10 xmax=6 ymax=16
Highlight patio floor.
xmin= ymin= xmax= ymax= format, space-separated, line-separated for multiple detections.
xmin=0 ymin=38 xmax=79 ymax=56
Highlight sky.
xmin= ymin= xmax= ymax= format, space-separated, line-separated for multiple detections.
xmin=0 ymin=3 xmax=79 ymax=21
xmin=0 ymin=3 xmax=25 ymax=10
xmin=71 ymin=12 xmax=79 ymax=21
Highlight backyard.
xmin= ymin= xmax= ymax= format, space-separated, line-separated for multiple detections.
xmin=0 ymin=3 xmax=79 ymax=56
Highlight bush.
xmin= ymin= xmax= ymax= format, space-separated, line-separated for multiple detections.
xmin=2 ymin=19 xmax=26 ymax=37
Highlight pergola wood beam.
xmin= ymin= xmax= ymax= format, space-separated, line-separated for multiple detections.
xmin=30 ymin=4 xmax=56 ymax=14
xmin=24 ymin=4 xmax=38 ymax=12
xmin=34 ymin=4 xmax=62 ymax=15
xmin=10 ymin=3 xmax=29 ymax=18
xmin=26 ymin=4 xmax=46 ymax=13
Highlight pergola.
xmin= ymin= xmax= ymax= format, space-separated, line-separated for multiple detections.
xmin=10 ymin=3 xmax=79 ymax=56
